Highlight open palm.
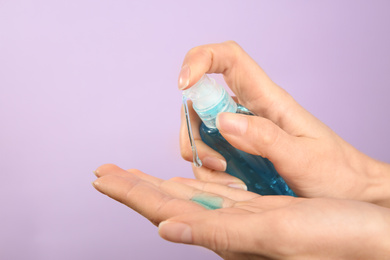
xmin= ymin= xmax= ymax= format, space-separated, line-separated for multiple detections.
xmin=93 ymin=164 xmax=390 ymax=260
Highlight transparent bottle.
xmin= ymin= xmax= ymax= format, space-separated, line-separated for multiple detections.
xmin=183 ymin=75 xmax=296 ymax=196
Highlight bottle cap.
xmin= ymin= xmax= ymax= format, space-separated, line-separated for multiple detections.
xmin=183 ymin=75 xmax=236 ymax=129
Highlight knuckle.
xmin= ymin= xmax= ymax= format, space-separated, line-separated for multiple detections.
xmin=180 ymin=145 xmax=193 ymax=161
xmin=206 ymin=223 xmax=231 ymax=252
xmin=262 ymin=125 xmax=280 ymax=147
xmin=224 ymin=40 xmax=239 ymax=48
xmin=187 ymin=45 xmax=209 ymax=59
xmin=125 ymin=168 xmax=139 ymax=173
xmin=256 ymin=118 xmax=280 ymax=147
xmin=224 ymin=40 xmax=242 ymax=52
xmin=192 ymin=168 xmax=206 ymax=181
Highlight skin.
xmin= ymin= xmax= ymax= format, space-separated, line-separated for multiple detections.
xmin=93 ymin=42 xmax=390 ymax=258
xmin=93 ymin=164 xmax=390 ymax=260
xmin=178 ymin=41 xmax=390 ymax=208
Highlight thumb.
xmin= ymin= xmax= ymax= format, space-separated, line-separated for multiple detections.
xmin=158 ymin=211 xmax=269 ymax=253
xmin=216 ymin=112 xmax=304 ymax=171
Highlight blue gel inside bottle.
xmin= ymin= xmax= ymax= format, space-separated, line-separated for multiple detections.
xmin=183 ymin=75 xmax=296 ymax=196
xmin=200 ymin=113 xmax=296 ymax=196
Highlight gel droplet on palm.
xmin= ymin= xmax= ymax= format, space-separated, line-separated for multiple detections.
xmin=182 ymin=74 xmax=296 ymax=196
xmin=191 ymin=194 xmax=223 ymax=210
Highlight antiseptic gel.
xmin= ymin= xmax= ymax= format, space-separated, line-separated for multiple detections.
xmin=183 ymin=75 xmax=296 ymax=196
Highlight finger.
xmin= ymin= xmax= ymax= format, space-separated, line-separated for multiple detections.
xmin=92 ymin=174 xmax=206 ymax=225
xmin=178 ymin=41 xmax=275 ymax=95
xmin=95 ymin=164 xmax=168 ymax=190
xmin=127 ymin=168 xmax=164 ymax=186
xmin=94 ymin=166 xmax=239 ymax=213
xmin=159 ymin=211 xmax=277 ymax=255
xmin=125 ymin=169 xmax=238 ymax=208
xmin=178 ymin=41 xmax=281 ymax=115
xmin=179 ymin=97 xmax=239 ymax=167
xmin=180 ymin=100 xmax=227 ymax=171
xmin=178 ymin=41 xmax=320 ymax=136
xmin=191 ymin=164 xmax=247 ymax=189
xmin=216 ymin=112 xmax=312 ymax=183
xmin=94 ymin=163 xmax=144 ymax=179
xmin=170 ymin=177 xmax=257 ymax=201
xmin=94 ymin=164 xmax=237 ymax=205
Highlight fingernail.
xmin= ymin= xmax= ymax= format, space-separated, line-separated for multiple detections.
xmin=93 ymin=170 xmax=99 ymax=177
xmin=92 ymin=180 xmax=99 ymax=187
xmin=159 ymin=221 xmax=193 ymax=244
xmin=202 ymin=156 xmax=227 ymax=171
xmin=178 ymin=64 xmax=190 ymax=90
xmin=228 ymin=183 xmax=248 ymax=190
xmin=217 ymin=113 xmax=248 ymax=135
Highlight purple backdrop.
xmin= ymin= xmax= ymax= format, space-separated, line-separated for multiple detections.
xmin=1 ymin=1 xmax=389 ymax=259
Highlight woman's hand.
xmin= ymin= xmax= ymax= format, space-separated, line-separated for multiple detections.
xmin=93 ymin=164 xmax=390 ymax=260
xmin=178 ymin=41 xmax=390 ymax=207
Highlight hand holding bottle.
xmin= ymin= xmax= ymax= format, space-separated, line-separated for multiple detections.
xmin=179 ymin=41 xmax=390 ymax=207
xmin=93 ymin=164 xmax=390 ymax=259
xmin=182 ymin=74 xmax=295 ymax=196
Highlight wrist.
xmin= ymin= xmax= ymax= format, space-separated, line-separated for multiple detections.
xmin=374 ymin=205 xmax=390 ymax=258
xmin=363 ymin=159 xmax=390 ymax=208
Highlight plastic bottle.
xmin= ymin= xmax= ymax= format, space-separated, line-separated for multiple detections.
xmin=183 ymin=75 xmax=296 ymax=196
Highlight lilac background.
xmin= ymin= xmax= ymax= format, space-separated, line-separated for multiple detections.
xmin=1 ymin=1 xmax=389 ymax=259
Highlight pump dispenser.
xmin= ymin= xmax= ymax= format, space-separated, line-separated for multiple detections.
xmin=183 ymin=75 xmax=296 ymax=196
xmin=183 ymin=75 xmax=237 ymax=129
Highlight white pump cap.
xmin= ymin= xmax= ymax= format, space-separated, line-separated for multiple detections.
xmin=183 ymin=75 xmax=237 ymax=129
